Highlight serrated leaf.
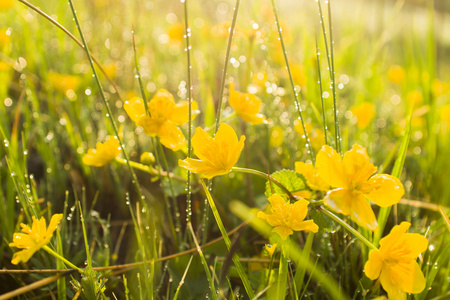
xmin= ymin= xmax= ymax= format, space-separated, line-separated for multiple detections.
xmin=265 ymin=169 xmax=306 ymax=198
xmin=308 ymin=210 xmax=336 ymax=232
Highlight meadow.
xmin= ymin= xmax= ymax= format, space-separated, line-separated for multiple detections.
xmin=0 ymin=0 xmax=449 ymax=299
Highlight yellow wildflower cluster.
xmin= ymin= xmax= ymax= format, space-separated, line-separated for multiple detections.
xmin=296 ymin=144 xmax=404 ymax=231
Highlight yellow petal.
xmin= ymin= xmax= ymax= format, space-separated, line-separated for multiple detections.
xmin=215 ymin=123 xmax=244 ymax=169
xmin=191 ymin=126 xmax=216 ymax=164
xmin=364 ymin=174 xmax=404 ymax=207
xmin=380 ymin=260 xmax=425 ymax=299
xmin=291 ymin=198 xmax=309 ymax=221
xmin=400 ymin=261 xmax=426 ymax=294
xmin=178 ymin=158 xmax=225 ymax=179
xmin=158 ymin=122 xmax=186 ymax=151
xmin=379 ymin=222 xmax=411 ymax=254
xmin=9 ymin=233 xmax=34 ymax=248
xmin=124 ymin=97 xmax=146 ymax=122
xmin=239 ymin=113 xmax=267 ymax=125
xmin=401 ymin=233 xmax=428 ymax=259
xmin=229 ymin=91 xmax=266 ymax=125
xmin=325 ymin=188 xmax=354 ymax=215
xmin=148 ymin=89 xmax=176 ymax=119
xmin=326 ymin=189 xmax=378 ymax=230
xmin=295 ymin=161 xmax=329 ymax=191
xmin=267 ymin=194 xmax=286 ymax=207
xmin=342 ymin=144 xmax=377 ymax=185
xmin=171 ymin=100 xmax=200 ymax=125
xmin=290 ymin=220 xmax=319 ymax=233
xmin=46 ymin=214 xmax=63 ymax=237
xmin=137 ymin=115 xmax=163 ymax=137
xmin=316 ymin=145 xmax=347 ymax=188
xmin=350 ymin=194 xmax=378 ymax=231
xmin=364 ymin=249 xmax=383 ymax=280
xmin=11 ymin=249 xmax=36 ymax=265
xmin=272 ymin=225 xmax=293 ymax=240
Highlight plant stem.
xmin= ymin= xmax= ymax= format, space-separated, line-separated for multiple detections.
xmin=114 ymin=157 xmax=186 ymax=182
xmin=183 ymin=0 xmax=194 ymax=225
xmin=232 ymin=167 xmax=295 ymax=199
xmin=43 ymin=246 xmax=82 ymax=272
xmin=67 ymin=0 xmax=145 ymax=203
xmin=214 ymin=0 xmax=241 ymax=136
xmin=320 ymin=208 xmax=377 ymax=250
xmin=271 ymin=0 xmax=314 ymax=162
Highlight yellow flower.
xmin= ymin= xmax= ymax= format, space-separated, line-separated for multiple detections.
xmin=264 ymin=243 xmax=278 ymax=258
xmin=257 ymin=195 xmax=318 ymax=240
xmin=0 ymin=0 xmax=14 ymax=11
xmin=124 ymin=89 xmax=200 ymax=151
xmin=9 ymin=214 xmax=63 ymax=265
xmin=406 ymin=90 xmax=422 ymax=106
xmin=440 ymin=104 xmax=450 ymax=125
xmin=178 ymin=123 xmax=245 ymax=179
xmin=364 ymin=222 xmax=428 ymax=300
xmin=0 ymin=28 xmax=11 ymax=50
xmin=167 ymin=22 xmax=184 ymax=44
xmin=295 ymin=161 xmax=329 ymax=192
xmin=388 ymin=65 xmax=406 ymax=84
xmin=294 ymin=121 xmax=325 ymax=151
xmin=351 ymin=102 xmax=376 ymax=129
xmin=48 ymin=72 xmax=81 ymax=94
xmin=83 ymin=136 xmax=121 ymax=167
xmin=316 ymin=145 xmax=404 ymax=231
xmin=228 ymin=85 xmax=266 ymax=125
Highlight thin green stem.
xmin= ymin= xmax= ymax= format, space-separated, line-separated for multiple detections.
xmin=271 ymin=0 xmax=314 ymax=162
xmin=214 ymin=0 xmax=241 ymax=136
xmin=320 ymin=208 xmax=377 ymax=250
xmin=327 ymin=0 xmax=341 ymax=153
xmin=205 ymin=112 xmax=237 ymax=133
xmin=43 ymin=245 xmax=82 ymax=273
xmin=200 ymin=180 xmax=255 ymax=299
xmin=157 ymin=141 xmax=182 ymax=247
xmin=315 ymin=31 xmax=328 ymax=145
xmin=18 ymin=0 xmax=124 ymax=102
xmin=232 ymin=167 xmax=295 ymax=200
xmin=183 ymin=0 xmax=193 ymax=224
xmin=67 ymin=0 xmax=145 ymax=202
xmin=132 ymin=28 xmax=149 ymax=115
xmin=151 ymin=138 xmax=178 ymax=248
xmin=277 ymin=247 xmax=289 ymax=300
xmin=317 ymin=0 xmax=332 ymax=80
xmin=114 ymin=157 xmax=186 ymax=182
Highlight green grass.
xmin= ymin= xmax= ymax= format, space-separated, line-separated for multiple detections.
xmin=1 ymin=0 xmax=450 ymax=299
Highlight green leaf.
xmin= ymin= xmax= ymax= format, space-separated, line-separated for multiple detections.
xmin=265 ymin=170 xmax=306 ymax=198
xmin=308 ymin=210 xmax=336 ymax=233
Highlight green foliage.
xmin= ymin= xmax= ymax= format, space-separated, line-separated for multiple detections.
xmin=265 ymin=169 xmax=306 ymax=198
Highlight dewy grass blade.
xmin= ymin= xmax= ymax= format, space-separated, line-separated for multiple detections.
xmin=200 ymin=180 xmax=255 ymax=299
xmin=374 ymin=107 xmax=412 ymax=246
xmin=229 ymin=200 xmax=349 ymax=300
xmin=187 ymin=222 xmax=217 ymax=300
xmin=213 ymin=0 xmax=241 ymax=136
xmin=271 ymin=0 xmax=314 ymax=162
xmin=183 ymin=0 xmax=193 ymax=224
xmin=327 ymin=0 xmax=341 ymax=153
xmin=67 ymin=0 xmax=146 ymax=203
xmin=18 ymin=0 xmax=124 ymax=102
xmin=132 ymin=28 xmax=149 ymax=116
xmin=315 ymin=30 xmax=328 ymax=145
